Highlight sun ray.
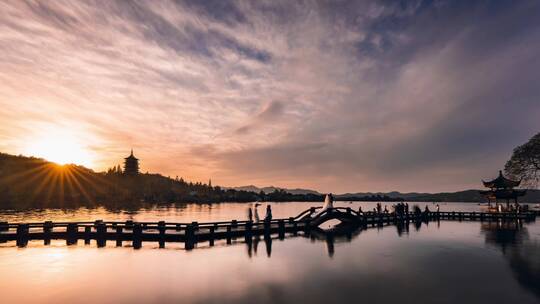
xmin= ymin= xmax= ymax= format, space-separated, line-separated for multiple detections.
xmin=28 ymin=165 xmax=59 ymax=204
xmin=0 ymin=163 xmax=51 ymax=184
xmin=30 ymin=168 xmax=59 ymax=206
xmin=62 ymin=168 xmax=77 ymax=203
xmin=71 ymin=165 xmax=111 ymax=191
xmin=8 ymin=164 xmax=52 ymax=193
xmin=44 ymin=170 xmax=61 ymax=207
xmin=65 ymin=168 xmax=95 ymax=205
xmin=58 ymin=169 xmax=65 ymax=205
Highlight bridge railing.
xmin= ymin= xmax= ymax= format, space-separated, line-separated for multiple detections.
xmin=0 ymin=216 xmax=307 ymax=234
xmin=0 ymin=209 xmax=536 ymax=234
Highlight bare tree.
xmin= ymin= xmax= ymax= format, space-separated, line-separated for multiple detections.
xmin=505 ymin=132 xmax=540 ymax=188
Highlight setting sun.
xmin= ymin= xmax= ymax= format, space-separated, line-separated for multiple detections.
xmin=24 ymin=132 xmax=94 ymax=167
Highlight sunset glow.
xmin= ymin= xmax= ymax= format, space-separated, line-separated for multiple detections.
xmin=24 ymin=133 xmax=94 ymax=167
xmin=0 ymin=1 xmax=539 ymax=192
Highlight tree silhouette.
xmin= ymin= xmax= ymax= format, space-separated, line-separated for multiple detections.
xmin=505 ymin=132 xmax=540 ymax=188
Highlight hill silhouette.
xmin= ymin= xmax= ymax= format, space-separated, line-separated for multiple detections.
xmin=0 ymin=152 xmax=323 ymax=210
xmin=2 ymin=152 xmax=539 ymax=210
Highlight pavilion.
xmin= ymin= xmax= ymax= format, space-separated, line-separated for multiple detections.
xmin=479 ymin=170 xmax=526 ymax=208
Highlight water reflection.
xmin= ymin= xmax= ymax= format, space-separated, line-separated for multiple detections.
xmin=481 ymin=220 xmax=540 ymax=298
xmin=1 ymin=204 xmax=540 ymax=304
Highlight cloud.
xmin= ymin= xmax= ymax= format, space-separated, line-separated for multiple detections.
xmin=234 ymin=100 xmax=285 ymax=135
xmin=0 ymin=0 xmax=539 ymax=192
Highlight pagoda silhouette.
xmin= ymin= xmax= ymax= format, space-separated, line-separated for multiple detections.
xmin=123 ymin=149 xmax=139 ymax=175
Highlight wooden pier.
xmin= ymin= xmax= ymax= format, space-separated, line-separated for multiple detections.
xmin=0 ymin=207 xmax=537 ymax=249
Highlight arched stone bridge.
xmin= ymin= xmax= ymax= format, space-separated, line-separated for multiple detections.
xmin=296 ymin=207 xmax=361 ymax=228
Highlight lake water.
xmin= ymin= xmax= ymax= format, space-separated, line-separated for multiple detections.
xmin=1 ymin=201 xmax=539 ymax=304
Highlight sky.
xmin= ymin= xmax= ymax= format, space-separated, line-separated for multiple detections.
xmin=0 ymin=0 xmax=539 ymax=193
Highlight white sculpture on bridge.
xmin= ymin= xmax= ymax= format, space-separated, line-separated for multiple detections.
xmin=321 ymin=193 xmax=334 ymax=212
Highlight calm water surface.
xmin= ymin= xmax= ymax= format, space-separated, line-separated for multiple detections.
xmin=1 ymin=202 xmax=539 ymax=304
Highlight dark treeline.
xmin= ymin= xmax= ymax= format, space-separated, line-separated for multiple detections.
xmin=0 ymin=153 xmax=323 ymax=210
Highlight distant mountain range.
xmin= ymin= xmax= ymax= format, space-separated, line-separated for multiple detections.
xmin=227 ymin=185 xmax=321 ymax=195
xmin=229 ymin=186 xmax=540 ymax=203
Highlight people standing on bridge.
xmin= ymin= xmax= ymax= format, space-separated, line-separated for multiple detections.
xmin=247 ymin=206 xmax=253 ymax=222
xmin=436 ymin=204 xmax=440 ymax=213
xmin=395 ymin=202 xmax=404 ymax=217
xmin=265 ymin=205 xmax=272 ymax=222
xmin=414 ymin=205 xmax=421 ymax=216
xmin=358 ymin=206 xmax=363 ymax=215
xmin=254 ymin=203 xmax=260 ymax=223
xmin=405 ymin=203 xmax=409 ymax=215
xmin=376 ymin=203 xmax=382 ymax=214
xmin=384 ymin=205 xmax=389 ymax=214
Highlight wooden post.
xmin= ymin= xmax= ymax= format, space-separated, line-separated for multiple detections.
xmin=16 ymin=224 xmax=29 ymax=247
xmin=84 ymin=226 xmax=91 ymax=244
xmin=132 ymin=223 xmax=142 ymax=249
xmin=96 ymin=223 xmax=106 ymax=247
xmin=264 ymin=220 xmax=270 ymax=237
xmin=43 ymin=221 xmax=53 ymax=245
xmin=245 ymin=221 xmax=253 ymax=242
xmin=185 ymin=224 xmax=195 ymax=250
xmin=158 ymin=221 xmax=166 ymax=248
xmin=209 ymin=225 xmax=215 ymax=246
xmin=211 ymin=223 xmax=218 ymax=246
xmin=0 ymin=221 xmax=7 ymax=231
xmin=66 ymin=223 xmax=78 ymax=245
xmin=226 ymin=225 xmax=232 ymax=244
xmin=278 ymin=219 xmax=285 ymax=240
xmin=231 ymin=220 xmax=238 ymax=241
xmin=116 ymin=226 xmax=123 ymax=247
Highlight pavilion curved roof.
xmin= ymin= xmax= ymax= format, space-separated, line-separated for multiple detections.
xmin=482 ymin=170 xmax=520 ymax=189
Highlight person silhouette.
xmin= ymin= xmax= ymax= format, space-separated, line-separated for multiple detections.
xmin=247 ymin=206 xmax=253 ymax=222
xmin=265 ymin=205 xmax=272 ymax=222
xmin=254 ymin=203 xmax=260 ymax=223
